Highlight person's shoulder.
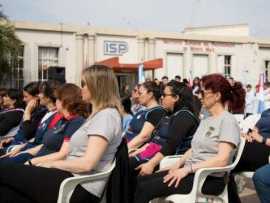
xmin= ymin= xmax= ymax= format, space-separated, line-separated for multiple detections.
xmin=97 ymin=108 xmax=121 ymax=119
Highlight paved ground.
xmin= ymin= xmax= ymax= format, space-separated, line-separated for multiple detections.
xmin=239 ymin=177 xmax=260 ymax=203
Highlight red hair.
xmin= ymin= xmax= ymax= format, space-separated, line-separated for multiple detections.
xmin=201 ymin=74 xmax=245 ymax=114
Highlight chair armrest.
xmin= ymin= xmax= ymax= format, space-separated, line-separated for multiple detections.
xmin=57 ymin=161 xmax=115 ymax=203
xmin=159 ymin=155 xmax=183 ymax=170
xmin=190 ymin=165 xmax=233 ymax=197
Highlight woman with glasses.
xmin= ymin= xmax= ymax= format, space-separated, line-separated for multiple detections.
xmin=125 ymin=81 xmax=167 ymax=151
xmin=133 ymin=74 xmax=245 ymax=203
xmin=129 ymin=81 xmax=200 ymax=175
xmin=0 ymin=65 xmax=123 ymax=203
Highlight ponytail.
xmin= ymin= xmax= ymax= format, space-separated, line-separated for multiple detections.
xmin=229 ymin=82 xmax=246 ymax=114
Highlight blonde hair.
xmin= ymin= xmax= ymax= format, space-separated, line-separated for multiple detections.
xmin=82 ymin=65 xmax=123 ymax=115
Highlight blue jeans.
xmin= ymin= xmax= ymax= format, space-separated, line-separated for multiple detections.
xmin=253 ymin=164 xmax=270 ymax=203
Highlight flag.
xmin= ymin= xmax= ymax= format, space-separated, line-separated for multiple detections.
xmin=189 ymin=69 xmax=193 ymax=87
xmin=138 ymin=63 xmax=145 ymax=84
xmin=257 ymin=73 xmax=265 ymax=113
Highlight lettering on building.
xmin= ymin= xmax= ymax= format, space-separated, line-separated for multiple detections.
xmin=104 ymin=41 xmax=128 ymax=55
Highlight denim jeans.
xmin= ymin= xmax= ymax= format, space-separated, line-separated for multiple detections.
xmin=253 ymin=164 xmax=270 ymax=203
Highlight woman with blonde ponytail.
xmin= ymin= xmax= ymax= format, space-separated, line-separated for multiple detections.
xmin=0 ymin=65 xmax=123 ymax=203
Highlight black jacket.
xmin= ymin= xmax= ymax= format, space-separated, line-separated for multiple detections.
xmin=106 ymin=138 xmax=134 ymax=203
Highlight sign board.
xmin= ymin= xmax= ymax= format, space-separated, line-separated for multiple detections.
xmin=104 ymin=41 xmax=128 ymax=55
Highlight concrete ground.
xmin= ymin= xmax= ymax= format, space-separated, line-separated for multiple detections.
xmin=239 ymin=177 xmax=260 ymax=203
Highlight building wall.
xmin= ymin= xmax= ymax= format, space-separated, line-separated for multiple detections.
xmin=15 ymin=29 xmax=77 ymax=84
xmin=14 ymin=22 xmax=270 ymax=87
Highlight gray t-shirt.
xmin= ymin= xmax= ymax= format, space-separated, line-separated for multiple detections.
xmin=67 ymin=108 xmax=122 ymax=197
xmin=185 ymin=111 xmax=240 ymax=175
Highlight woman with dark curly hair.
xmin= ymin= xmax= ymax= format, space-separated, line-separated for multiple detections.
xmin=130 ymin=81 xmax=199 ymax=175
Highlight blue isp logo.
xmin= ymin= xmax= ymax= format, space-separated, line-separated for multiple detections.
xmin=104 ymin=41 xmax=128 ymax=55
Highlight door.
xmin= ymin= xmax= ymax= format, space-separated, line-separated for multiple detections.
xmin=166 ymin=53 xmax=184 ymax=80
xmin=192 ymin=54 xmax=209 ymax=78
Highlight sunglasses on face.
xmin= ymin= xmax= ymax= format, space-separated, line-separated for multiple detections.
xmin=161 ymin=93 xmax=174 ymax=97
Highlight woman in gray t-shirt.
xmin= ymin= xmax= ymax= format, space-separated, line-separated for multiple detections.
xmin=133 ymin=74 xmax=246 ymax=203
xmin=0 ymin=65 xmax=123 ymax=203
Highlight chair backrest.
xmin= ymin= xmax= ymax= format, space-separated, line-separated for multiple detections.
xmin=240 ymin=114 xmax=261 ymax=133
xmin=233 ymin=114 xmax=244 ymax=126
xmin=229 ymin=136 xmax=246 ymax=169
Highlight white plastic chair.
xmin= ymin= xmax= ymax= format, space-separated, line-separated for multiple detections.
xmin=57 ymin=160 xmax=116 ymax=203
xmin=233 ymin=114 xmax=244 ymax=126
xmin=155 ymin=136 xmax=246 ymax=203
xmin=240 ymin=114 xmax=261 ymax=133
xmin=159 ymin=155 xmax=183 ymax=169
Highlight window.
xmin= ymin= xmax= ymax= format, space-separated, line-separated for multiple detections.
xmin=38 ymin=47 xmax=59 ymax=81
xmin=265 ymin=61 xmax=270 ymax=82
xmin=224 ymin=55 xmax=231 ymax=77
xmin=10 ymin=46 xmax=24 ymax=89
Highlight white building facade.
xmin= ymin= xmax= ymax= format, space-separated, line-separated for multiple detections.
xmin=13 ymin=21 xmax=270 ymax=88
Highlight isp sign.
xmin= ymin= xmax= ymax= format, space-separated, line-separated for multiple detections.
xmin=104 ymin=41 xmax=128 ymax=56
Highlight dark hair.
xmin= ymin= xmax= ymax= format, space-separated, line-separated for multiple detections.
xmin=39 ymin=80 xmax=61 ymax=103
xmin=246 ymin=84 xmax=252 ymax=89
xmin=162 ymin=76 xmax=168 ymax=80
xmin=142 ymin=81 xmax=161 ymax=102
xmin=264 ymin=82 xmax=270 ymax=88
xmin=56 ymin=83 xmax=88 ymax=118
xmin=182 ymin=78 xmax=189 ymax=86
xmin=0 ymin=88 xmax=7 ymax=97
xmin=6 ymin=88 xmax=24 ymax=108
xmin=201 ymin=74 xmax=245 ymax=114
xmin=23 ymin=82 xmax=40 ymax=96
xmin=175 ymin=75 xmax=181 ymax=80
xmin=121 ymin=97 xmax=132 ymax=115
xmin=166 ymin=81 xmax=196 ymax=114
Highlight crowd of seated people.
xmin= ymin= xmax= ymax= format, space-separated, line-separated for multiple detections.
xmin=1 ymin=67 xmax=270 ymax=203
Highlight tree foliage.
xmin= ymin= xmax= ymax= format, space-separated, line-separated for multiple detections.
xmin=0 ymin=4 xmax=22 ymax=82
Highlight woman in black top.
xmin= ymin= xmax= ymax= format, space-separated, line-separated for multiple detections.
xmin=126 ymin=81 xmax=167 ymax=150
xmin=131 ymin=81 xmax=200 ymax=175
xmin=0 ymin=89 xmax=24 ymax=137
xmin=15 ymin=82 xmax=48 ymax=143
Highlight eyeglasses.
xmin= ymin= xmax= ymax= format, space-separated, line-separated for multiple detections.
xmin=161 ymin=93 xmax=174 ymax=97
xmin=81 ymin=80 xmax=86 ymax=88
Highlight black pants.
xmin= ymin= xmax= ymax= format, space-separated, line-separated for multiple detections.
xmin=0 ymin=163 xmax=100 ymax=203
xmin=228 ymin=142 xmax=270 ymax=203
xmin=133 ymin=170 xmax=225 ymax=203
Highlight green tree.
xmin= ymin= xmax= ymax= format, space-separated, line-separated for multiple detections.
xmin=0 ymin=4 xmax=22 ymax=83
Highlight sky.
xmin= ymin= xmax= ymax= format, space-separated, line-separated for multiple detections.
xmin=1 ymin=0 xmax=270 ymax=37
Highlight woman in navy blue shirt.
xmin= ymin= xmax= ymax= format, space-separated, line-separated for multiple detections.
xmin=126 ymin=81 xmax=167 ymax=150
xmin=0 ymin=83 xmax=86 ymax=164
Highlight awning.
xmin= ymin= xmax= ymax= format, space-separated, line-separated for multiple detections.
xmin=96 ymin=57 xmax=163 ymax=72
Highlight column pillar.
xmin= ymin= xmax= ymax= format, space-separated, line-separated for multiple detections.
xmin=75 ymin=34 xmax=84 ymax=85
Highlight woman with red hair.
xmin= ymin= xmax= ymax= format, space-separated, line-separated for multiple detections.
xmin=133 ymin=74 xmax=245 ymax=203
